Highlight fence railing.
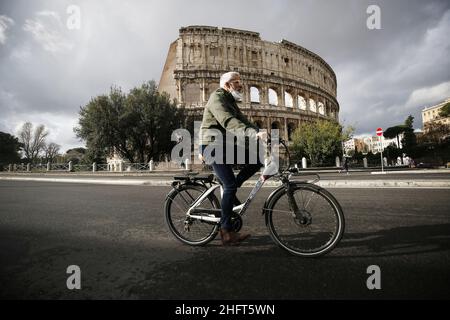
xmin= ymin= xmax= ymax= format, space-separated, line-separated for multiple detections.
xmin=52 ymin=163 xmax=70 ymax=171
xmin=124 ymin=163 xmax=149 ymax=171
xmin=96 ymin=164 xmax=109 ymax=172
xmin=72 ymin=164 xmax=91 ymax=172
xmin=2 ymin=160 xmax=192 ymax=173
xmin=4 ymin=156 xmax=385 ymax=173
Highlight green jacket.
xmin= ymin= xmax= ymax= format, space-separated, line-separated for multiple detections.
xmin=199 ymin=88 xmax=258 ymax=145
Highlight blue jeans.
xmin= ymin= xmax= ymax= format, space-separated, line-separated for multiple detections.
xmin=200 ymin=143 xmax=263 ymax=231
xmin=212 ymin=162 xmax=262 ymax=231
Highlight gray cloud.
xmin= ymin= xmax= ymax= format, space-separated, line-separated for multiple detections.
xmin=23 ymin=10 xmax=74 ymax=52
xmin=0 ymin=15 xmax=15 ymax=44
xmin=0 ymin=0 xmax=449 ymax=152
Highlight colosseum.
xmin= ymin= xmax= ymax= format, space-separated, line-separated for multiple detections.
xmin=158 ymin=25 xmax=340 ymax=142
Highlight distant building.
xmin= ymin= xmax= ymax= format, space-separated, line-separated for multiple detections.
xmin=422 ymin=97 xmax=450 ymax=131
xmin=106 ymin=149 xmax=129 ymax=172
xmin=370 ymin=136 xmax=399 ymax=153
xmin=362 ymin=137 xmax=373 ymax=153
xmin=158 ymin=25 xmax=341 ymax=142
xmin=345 ymin=135 xmax=401 ymax=155
xmin=343 ymin=139 xmax=356 ymax=155
xmin=354 ymin=139 xmax=368 ymax=153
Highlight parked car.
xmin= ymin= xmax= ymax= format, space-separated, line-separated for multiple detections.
xmin=416 ymin=162 xmax=436 ymax=168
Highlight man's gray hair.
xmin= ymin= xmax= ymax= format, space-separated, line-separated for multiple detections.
xmin=220 ymin=71 xmax=240 ymax=89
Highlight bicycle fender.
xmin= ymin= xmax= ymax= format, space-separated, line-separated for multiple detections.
xmin=261 ymin=182 xmax=323 ymax=216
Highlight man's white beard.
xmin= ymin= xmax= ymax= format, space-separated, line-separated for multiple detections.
xmin=231 ymin=90 xmax=243 ymax=102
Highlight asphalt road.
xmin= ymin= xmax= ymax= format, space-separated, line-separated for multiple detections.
xmin=0 ymin=181 xmax=449 ymax=299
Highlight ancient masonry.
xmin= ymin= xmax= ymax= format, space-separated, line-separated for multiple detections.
xmin=158 ymin=26 xmax=340 ymax=141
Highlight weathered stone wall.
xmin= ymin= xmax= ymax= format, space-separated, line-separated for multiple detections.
xmin=158 ymin=25 xmax=340 ymax=141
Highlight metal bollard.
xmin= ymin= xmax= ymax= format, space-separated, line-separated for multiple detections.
xmin=185 ymin=158 xmax=191 ymax=171
xmin=302 ymin=157 xmax=307 ymax=169
xmin=92 ymin=162 xmax=97 ymax=173
xmin=68 ymin=161 xmax=73 ymax=172
xmin=149 ymin=160 xmax=154 ymax=171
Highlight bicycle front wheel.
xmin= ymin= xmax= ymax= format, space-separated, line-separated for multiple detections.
xmin=165 ymin=184 xmax=220 ymax=246
xmin=265 ymin=183 xmax=344 ymax=257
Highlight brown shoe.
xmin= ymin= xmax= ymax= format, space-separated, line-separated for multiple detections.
xmin=219 ymin=229 xmax=251 ymax=246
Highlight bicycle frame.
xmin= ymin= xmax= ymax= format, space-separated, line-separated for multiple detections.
xmin=185 ymin=175 xmax=265 ymax=222
xmin=184 ymin=138 xmax=318 ymax=224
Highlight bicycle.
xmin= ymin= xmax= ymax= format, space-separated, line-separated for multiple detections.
xmin=164 ymin=139 xmax=345 ymax=257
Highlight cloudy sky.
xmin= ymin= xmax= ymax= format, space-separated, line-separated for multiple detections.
xmin=1 ymin=0 xmax=449 ymax=151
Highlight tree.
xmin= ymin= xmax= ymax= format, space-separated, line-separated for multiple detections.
xmin=415 ymin=122 xmax=450 ymax=165
xmin=291 ymin=120 xmax=345 ymax=166
xmin=65 ymin=147 xmax=86 ymax=164
xmin=383 ymin=125 xmax=407 ymax=149
xmin=43 ymin=142 xmax=61 ymax=163
xmin=341 ymin=125 xmax=355 ymax=142
xmin=18 ymin=122 xmax=48 ymax=163
xmin=84 ymin=147 xmax=107 ymax=164
xmin=0 ymin=132 xmax=23 ymax=168
xmin=383 ymin=115 xmax=417 ymax=157
xmin=384 ymin=144 xmax=402 ymax=164
xmin=341 ymin=124 xmax=355 ymax=157
xmin=124 ymin=82 xmax=185 ymax=162
xmin=439 ymin=102 xmax=450 ymax=117
xmin=75 ymin=81 xmax=184 ymax=163
xmin=401 ymin=115 xmax=417 ymax=155
xmin=420 ymin=122 xmax=450 ymax=144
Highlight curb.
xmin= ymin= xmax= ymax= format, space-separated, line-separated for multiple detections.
xmin=1 ymin=176 xmax=449 ymax=189
xmin=0 ymin=169 xmax=448 ymax=177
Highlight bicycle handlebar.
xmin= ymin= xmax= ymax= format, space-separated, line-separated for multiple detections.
xmin=263 ymin=133 xmax=291 ymax=174
xmin=263 ymin=134 xmax=320 ymax=183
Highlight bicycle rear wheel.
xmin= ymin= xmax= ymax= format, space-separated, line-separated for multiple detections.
xmin=165 ymin=184 xmax=220 ymax=246
xmin=265 ymin=183 xmax=344 ymax=257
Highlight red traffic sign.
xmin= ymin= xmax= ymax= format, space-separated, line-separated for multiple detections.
xmin=376 ymin=127 xmax=383 ymax=136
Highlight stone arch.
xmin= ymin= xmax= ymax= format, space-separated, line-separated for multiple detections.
xmin=254 ymin=120 xmax=263 ymax=129
xmin=298 ymin=95 xmax=307 ymax=110
xmin=330 ymin=105 xmax=336 ymax=119
xmin=318 ymin=101 xmax=325 ymax=115
xmin=205 ymin=82 xmax=219 ymax=100
xmin=270 ymin=120 xmax=281 ymax=130
xmin=268 ymin=88 xmax=279 ymax=106
xmin=184 ymin=82 xmax=201 ymax=106
xmin=323 ymin=101 xmax=329 ymax=116
xmin=284 ymin=90 xmax=294 ymax=108
xmin=287 ymin=122 xmax=296 ymax=141
xmin=326 ymin=101 xmax=333 ymax=117
xmin=309 ymin=98 xmax=317 ymax=113
xmin=250 ymin=86 xmax=261 ymax=103
xmin=274 ymin=120 xmax=286 ymax=139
